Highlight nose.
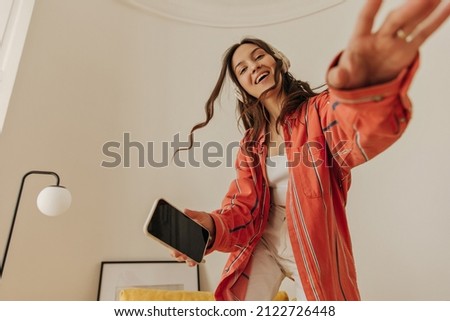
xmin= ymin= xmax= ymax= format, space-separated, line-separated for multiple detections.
xmin=250 ymin=61 xmax=261 ymax=73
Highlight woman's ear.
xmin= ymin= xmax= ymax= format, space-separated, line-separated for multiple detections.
xmin=271 ymin=47 xmax=290 ymax=72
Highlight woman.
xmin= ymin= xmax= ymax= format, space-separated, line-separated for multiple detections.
xmin=172 ymin=0 xmax=450 ymax=300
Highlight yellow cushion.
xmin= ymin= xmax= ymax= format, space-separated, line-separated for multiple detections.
xmin=272 ymin=291 xmax=289 ymax=301
xmin=119 ymin=288 xmax=289 ymax=301
xmin=119 ymin=288 xmax=215 ymax=301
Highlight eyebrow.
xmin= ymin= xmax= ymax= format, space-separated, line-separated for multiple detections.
xmin=234 ymin=47 xmax=261 ymax=72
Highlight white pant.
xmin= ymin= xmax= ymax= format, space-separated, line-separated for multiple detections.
xmin=245 ymin=204 xmax=307 ymax=301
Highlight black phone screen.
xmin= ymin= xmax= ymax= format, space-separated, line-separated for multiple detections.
xmin=146 ymin=199 xmax=209 ymax=263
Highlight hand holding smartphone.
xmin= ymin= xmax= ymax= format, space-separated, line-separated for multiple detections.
xmin=143 ymin=198 xmax=210 ymax=264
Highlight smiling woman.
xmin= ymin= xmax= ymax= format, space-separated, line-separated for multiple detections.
xmin=121 ymin=0 xmax=345 ymax=27
xmin=168 ymin=0 xmax=450 ymax=301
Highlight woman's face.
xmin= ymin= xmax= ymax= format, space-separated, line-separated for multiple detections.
xmin=232 ymin=43 xmax=278 ymax=100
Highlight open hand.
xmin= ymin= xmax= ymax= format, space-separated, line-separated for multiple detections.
xmin=327 ymin=0 xmax=450 ymax=89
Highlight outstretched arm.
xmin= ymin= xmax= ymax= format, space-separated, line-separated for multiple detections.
xmin=327 ymin=0 xmax=450 ymax=89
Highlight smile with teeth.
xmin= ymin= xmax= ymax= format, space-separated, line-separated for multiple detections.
xmin=255 ymin=72 xmax=270 ymax=84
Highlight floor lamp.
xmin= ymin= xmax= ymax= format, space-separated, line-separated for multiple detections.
xmin=0 ymin=170 xmax=72 ymax=278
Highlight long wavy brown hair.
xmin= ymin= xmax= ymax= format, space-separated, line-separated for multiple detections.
xmin=181 ymin=37 xmax=322 ymax=156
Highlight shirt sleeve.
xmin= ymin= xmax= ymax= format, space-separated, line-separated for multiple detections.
xmin=205 ymin=142 xmax=263 ymax=254
xmin=317 ymin=53 xmax=420 ymax=172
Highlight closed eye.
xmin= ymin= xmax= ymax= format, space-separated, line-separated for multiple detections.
xmin=239 ymin=67 xmax=247 ymax=75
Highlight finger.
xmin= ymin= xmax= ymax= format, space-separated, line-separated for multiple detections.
xmin=184 ymin=208 xmax=200 ymax=219
xmin=352 ymin=0 xmax=383 ymax=37
xmin=183 ymin=208 xmax=203 ymax=224
xmin=184 ymin=209 xmax=215 ymax=235
xmin=184 ymin=208 xmax=210 ymax=225
xmin=327 ymin=66 xmax=350 ymax=89
xmin=186 ymin=260 xmax=197 ymax=267
xmin=409 ymin=1 xmax=450 ymax=47
xmin=170 ymin=250 xmax=187 ymax=261
xmin=378 ymin=0 xmax=441 ymax=36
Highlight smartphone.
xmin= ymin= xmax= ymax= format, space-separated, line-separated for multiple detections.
xmin=143 ymin=198 xmax=210 ymax=264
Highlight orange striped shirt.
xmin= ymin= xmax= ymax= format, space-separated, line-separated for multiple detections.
xmin=208 ymin=56 xmax=419 ymax=301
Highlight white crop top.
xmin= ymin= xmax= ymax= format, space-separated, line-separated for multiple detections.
xmin=266 ymin=154 xmax=289 ymax=206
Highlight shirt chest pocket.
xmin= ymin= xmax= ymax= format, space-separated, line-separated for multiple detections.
xmin=288 ymin=141 xmax=327 ymax=199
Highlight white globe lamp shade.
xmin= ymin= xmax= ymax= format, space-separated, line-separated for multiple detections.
xmin=37 ymin=186 xmax=72 ymax=216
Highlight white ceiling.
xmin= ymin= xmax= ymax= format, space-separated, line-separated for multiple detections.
xmin=123 ymin=0 xmax=345 ymax=28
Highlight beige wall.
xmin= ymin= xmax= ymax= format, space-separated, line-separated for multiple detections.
xmin=0 ymin=0 xmax=449 ymax=300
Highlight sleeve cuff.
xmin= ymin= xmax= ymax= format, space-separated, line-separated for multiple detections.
xmin=327 ymin=52 xmax=420 ymax=108
xmin=204 ymin=213 xmax=224 ymax=254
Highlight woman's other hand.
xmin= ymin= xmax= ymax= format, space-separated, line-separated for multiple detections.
xmin=170 ymin=209 xmax=215 ymax=266
xmin=327 ymin=0 xmax=450 ymax=89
